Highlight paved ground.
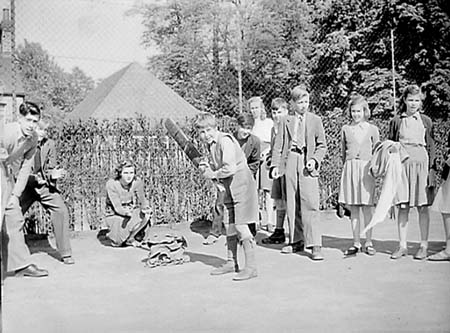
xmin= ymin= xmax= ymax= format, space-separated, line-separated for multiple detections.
xmin=2 ymin=210 xmax=450 ymax=333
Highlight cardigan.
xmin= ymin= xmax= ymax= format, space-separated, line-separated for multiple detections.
xmin=388 ymin=113 xmax=437 ymax=171
xmin=341 ymin=122 xmax=380 ymax=162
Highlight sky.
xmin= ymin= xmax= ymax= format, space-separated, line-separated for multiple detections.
xmin=0 ymin=0 xmax=157 ymax=81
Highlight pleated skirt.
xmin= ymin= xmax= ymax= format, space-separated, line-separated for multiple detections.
xmin=394 ymin=145 xmax=430 ymax=207
xmin=431 ymin=176 xmax=450 ymax=214
xmin=338 ymin=159 xmax=376 ymax=205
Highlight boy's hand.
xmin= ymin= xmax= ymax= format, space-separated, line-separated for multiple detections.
xmin=50 ymin=168 xmax=67 ymax=179
xmin=202 ymin=165 xmax=216 ymax=179
xmin=271 ymin=167 xmax=280 ymax=179
xmin=306 ymin=159 xmax=316 ymax=172
xmin=7 ymin=195 xmax=19 ymax=209
xmin=0 ymin=147 xmax=8 ymax=162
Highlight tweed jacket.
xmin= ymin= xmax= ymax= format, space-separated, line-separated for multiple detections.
xmin=271 ymin=112 xmax=327 ymax=177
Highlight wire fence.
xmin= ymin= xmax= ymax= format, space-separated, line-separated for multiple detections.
xmin=1 ymin=0 xmax=449 ymax=233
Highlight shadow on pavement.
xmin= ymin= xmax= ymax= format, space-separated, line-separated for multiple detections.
xmin=189 ymin=219 xmax=213 ymax=239
xmin=184 ymin=251 xmax=226 ymax=268
xmin=322 ymin=235 xmax=446 ymax=256
xmin=96 ymin=229 xmax=115 ymax=247
xmin=25 ymin=234 xmax=60 ymax=261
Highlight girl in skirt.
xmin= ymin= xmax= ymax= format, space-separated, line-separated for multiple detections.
xmin=388 ymin=85 xmax=438 ymax=260
xmin=338 ymin=94 xmax=380 ymax=256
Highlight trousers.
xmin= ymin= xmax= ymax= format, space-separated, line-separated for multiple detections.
xmin=285 ymin=151 xmax=321 ymax=247
xmin=2 ymin=181 xmax=72 ymax=272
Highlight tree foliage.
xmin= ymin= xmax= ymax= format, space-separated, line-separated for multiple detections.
xmin=15 ymin=40 xmax=95 ymax=117
xmin=136 ymin=0 xmax=449 ymax=119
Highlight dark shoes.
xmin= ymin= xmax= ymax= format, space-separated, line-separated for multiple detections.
xmin=62 ymin=256 xmax=75 ymax=265
xmin=15 ymin=264 xmax=49 ymax=278
xmin=344 ymin=245 xmax=361 ymax=257
xmin=261 ymin=228 xmax=286 ymax=245
xmin=281 ymin=241 xmax=304 ymax=254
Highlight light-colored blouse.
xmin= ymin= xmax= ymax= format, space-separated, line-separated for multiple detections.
xmin=399 ymin=113 xmax=426 ymax=146
xmin=105 ymin=178 xmax=149 ymax=216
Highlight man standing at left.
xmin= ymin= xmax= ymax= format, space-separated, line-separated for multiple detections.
xmin=1 ymin=101 xmax=49 ymax=278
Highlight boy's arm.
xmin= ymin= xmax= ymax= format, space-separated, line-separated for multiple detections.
xmin=211 ymin=137 xmax=237 ymax=179
xmin=247 ymin=136 xmax=261 ymax=175
xmin=43 ymin=140 xmax=58 ymax=178
xmin=12 ymin=141 xmax=37 ymax=198
xmin=271 ymin=120 xmax=284 ymax=169
xmin=311 ymin=117 xmax=327 ymax=169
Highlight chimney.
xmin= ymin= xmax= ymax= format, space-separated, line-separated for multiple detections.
xmin=2 ymin=8 xmax=10 ymax=21
xmin=1 ymin=8 xmax=12 ymax=55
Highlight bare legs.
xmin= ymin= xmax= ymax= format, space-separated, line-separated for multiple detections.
xmin=392 ymin=205 xmax=430 ymax=259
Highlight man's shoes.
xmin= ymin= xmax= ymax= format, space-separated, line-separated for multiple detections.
xmin=261 ymin=228 xmax=285 ymax=245
xmin=210 ymin=261 xmax=237 ymax=275
xmin=312 ymin=246 xmax=324 ymax=261
xmin=390 ymin=247 xmax=408 ymax=259
xmin=15 ymin=264 xmax=49 ymax=278
xmin=428 ymin=250 xmax=450 ymax=261
xmin=413 ymin=246 xmax=428 ymax=260
xmin=62 ymin=256 xmax=75 ymax=265
xmin=281 ymin=241 xmax=304 ymax=254
xmin=203 ymin=235 xmax=219 ymax=245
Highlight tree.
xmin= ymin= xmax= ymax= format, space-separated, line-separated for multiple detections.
xmin=15 ymin=40 xmax=95 ymax=115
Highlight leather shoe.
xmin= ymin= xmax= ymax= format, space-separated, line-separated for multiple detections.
xmin=62 ymin=256 xmax=75 ymax=265
xmin=413 ymin=246 xmax=428 ymax=260
xmin=281 ymin=241 xmax=304 ymax=254
xmin=390 ymin=247 xmax=408 ymax=259
xmin=15 ymin=264 xmax=48 ymax=278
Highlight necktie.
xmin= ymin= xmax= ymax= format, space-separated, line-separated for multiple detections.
xmin=34 ymin=145 xmax=42 ymax=174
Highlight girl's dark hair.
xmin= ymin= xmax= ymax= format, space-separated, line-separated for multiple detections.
xmin=236 ymin=113 xmax=255 ymax=128
xmin=115 ymin=160 xmax=136 ymax=180
xmin=398 ymin=84 xmax=423 ymax=115
xmin=19 ymin=102 xmax=41 ymax=117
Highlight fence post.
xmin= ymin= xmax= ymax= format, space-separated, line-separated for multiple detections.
xmin=390 ymin=28 xmax=396 ymax=114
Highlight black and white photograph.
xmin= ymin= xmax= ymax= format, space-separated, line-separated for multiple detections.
xmin=0 ymin=0 xmax=449 ymax=332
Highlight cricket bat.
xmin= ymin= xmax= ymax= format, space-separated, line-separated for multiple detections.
xmin=164 ymin=118 xmax=203 ymax=168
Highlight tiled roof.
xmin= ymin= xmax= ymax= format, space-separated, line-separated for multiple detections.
xmin=67 ymin=62 xmax=199 ymax=123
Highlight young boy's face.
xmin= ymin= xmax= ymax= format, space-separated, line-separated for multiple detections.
xmin=271 ymin=106 xmax=288 ymax=123
xmin=237 ymin=124 xmax=253 ymax=139
xmin=198 ymin=126 xmax=219 ymax=144
xmin=293 ymin=95 xmax=309 ymax=115
xmin=18 ymin=113 xmax=40 ymax=137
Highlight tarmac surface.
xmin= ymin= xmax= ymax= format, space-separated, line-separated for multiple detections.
xmin=2 ymin=210 xmax=450 ymax=333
